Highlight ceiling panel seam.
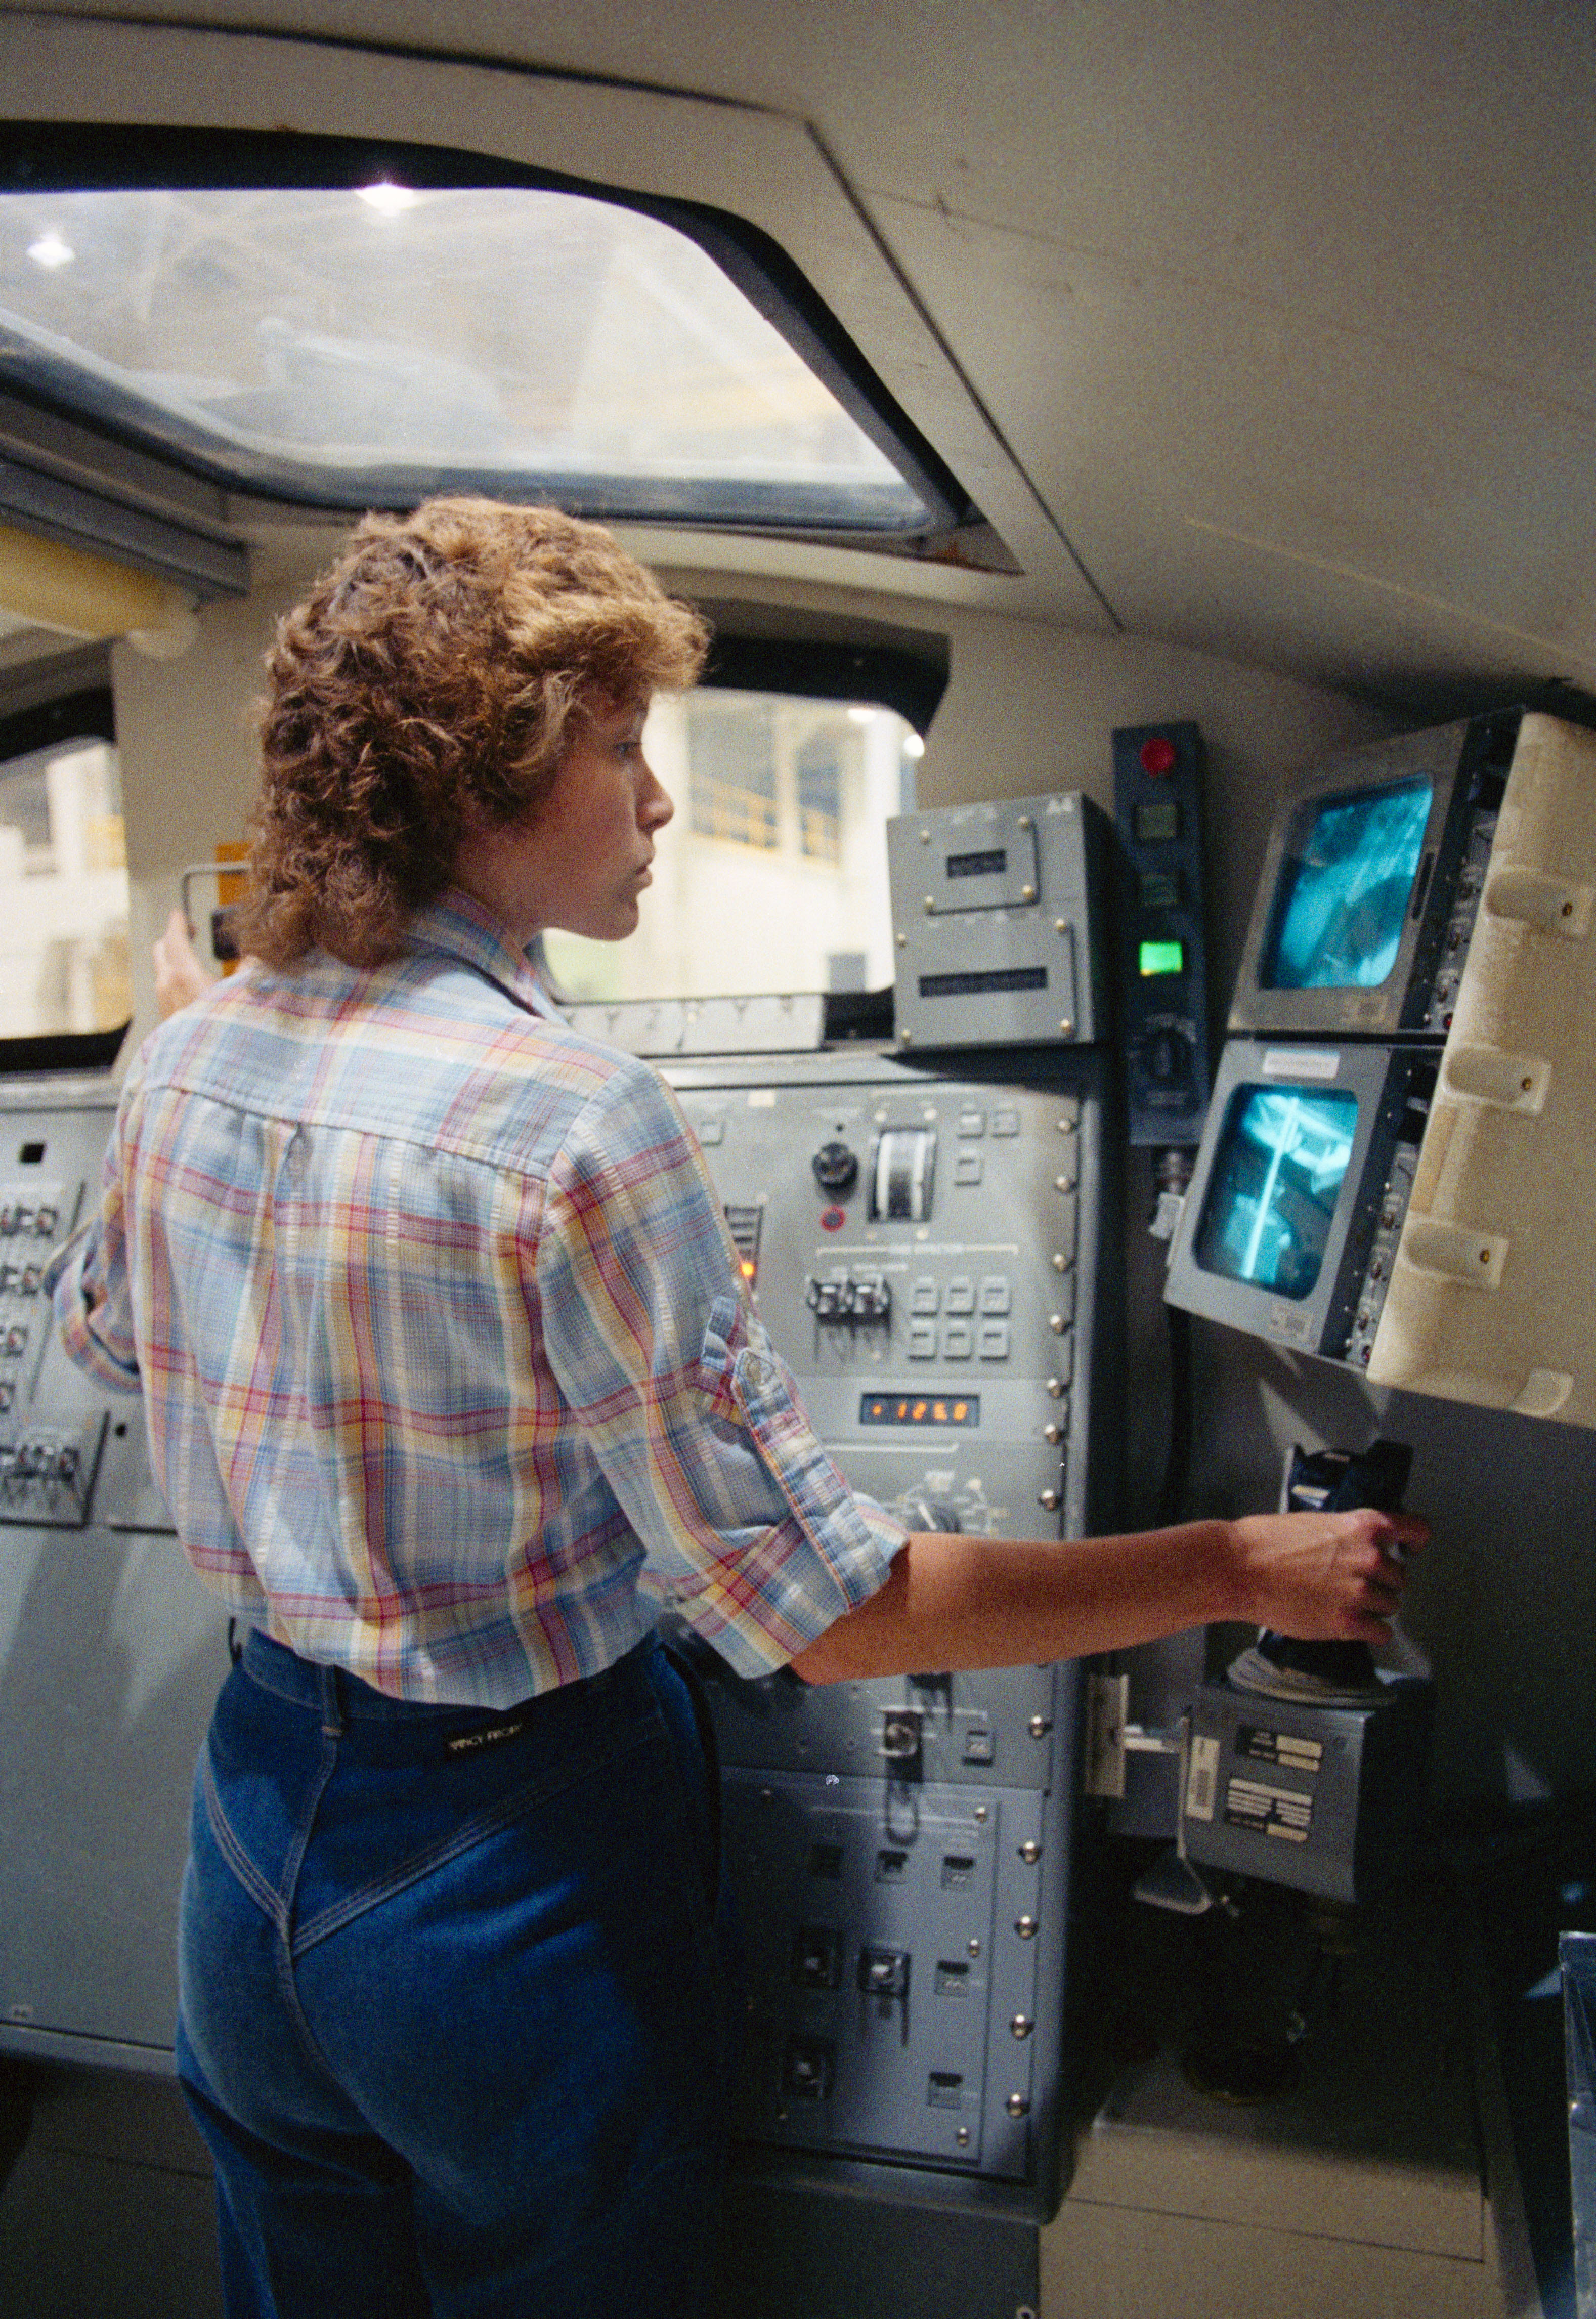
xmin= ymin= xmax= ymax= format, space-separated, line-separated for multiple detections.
xmin=802 ymin=123 xmax=1123 ymax=632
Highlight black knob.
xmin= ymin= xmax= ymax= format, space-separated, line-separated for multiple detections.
xmin=1142 ymin=1024 xmax=1193 ymax=1086
xmin=812 ymin=1140 xmax=858 ymax=1195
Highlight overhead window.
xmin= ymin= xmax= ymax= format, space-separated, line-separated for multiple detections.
xmin=0 ymin=132 xmax=975 ymax=543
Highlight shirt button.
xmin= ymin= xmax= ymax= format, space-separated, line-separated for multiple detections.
xmin=743 ymin=1355 xmax=769 ymax=1388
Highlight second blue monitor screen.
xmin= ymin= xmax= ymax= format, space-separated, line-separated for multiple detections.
xmin=1193 ymin=1085 xmax=1358 ymax=1299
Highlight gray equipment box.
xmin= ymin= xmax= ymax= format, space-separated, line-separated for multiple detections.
xmin=888 ymin=792 xmax=1109 ymax=1051
xmin=1181 ymin=1676 xmax=1434 ymax=1906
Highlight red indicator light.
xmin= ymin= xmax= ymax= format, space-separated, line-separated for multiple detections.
xmin=819 ymin=1206 xmax=846 ymax=1232
xmin=1140 ymin=735 xmax=1178 ymax=778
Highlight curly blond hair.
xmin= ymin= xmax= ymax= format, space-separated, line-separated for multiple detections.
xmin=234 ymin=497 xmax=709 ymax=969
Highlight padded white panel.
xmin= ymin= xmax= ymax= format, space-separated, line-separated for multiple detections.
xmin=1370 ymin=713 xmax=1596 ymax=1424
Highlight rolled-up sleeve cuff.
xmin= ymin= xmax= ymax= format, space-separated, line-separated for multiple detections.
xmin=44 ymin=1231 xmax=142 ymax=1391
xmin=667 ymin=1303 xmax=908 ymax=1678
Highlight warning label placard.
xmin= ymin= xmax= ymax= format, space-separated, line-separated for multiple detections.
xmin=1237 ymin=1724 xmax=1324 ymax=1776
xmin=1223 ymin=1776 xmax=1313 ymax=1843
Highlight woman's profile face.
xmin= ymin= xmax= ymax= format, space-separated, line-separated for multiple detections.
xmin=450 ymin=696 xmax=674 ymax=946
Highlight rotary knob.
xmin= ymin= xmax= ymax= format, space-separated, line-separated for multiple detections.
xmin=811 ymin=1140 xmax=859 ymax=1196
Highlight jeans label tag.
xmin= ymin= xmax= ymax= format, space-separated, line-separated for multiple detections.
xmin=446 ymin=1718 xmax=526 ymax=1756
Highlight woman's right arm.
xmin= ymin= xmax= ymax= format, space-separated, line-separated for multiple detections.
xmin=789 ymin=1506 xmax=1424 ymax=1684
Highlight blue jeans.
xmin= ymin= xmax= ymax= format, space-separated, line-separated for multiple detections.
xmin=176 ymin=1629 xmax=736 ymax=2319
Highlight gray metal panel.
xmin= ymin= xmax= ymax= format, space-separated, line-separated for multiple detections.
xmin=664 ymin=1044 xmax=1115 ymax=2215
xmin=0 ymin=1084 xmax=230 ymax=2067
xmin=888 ymin=791 xmax=1108 ymax=1050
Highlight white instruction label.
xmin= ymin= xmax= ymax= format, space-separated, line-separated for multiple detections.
xmin=1185 ymin=1733 xmax=1221 ymax=1822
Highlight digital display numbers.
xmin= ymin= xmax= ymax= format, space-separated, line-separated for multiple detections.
xmin=860 ymin=1394 xmax=980 ymax=1429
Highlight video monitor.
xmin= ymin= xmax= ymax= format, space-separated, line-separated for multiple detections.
xmin=1229 ymin=710 xmax=1521 ymax=1040
xmin=1191 ymin=1084 xmax=1358 ymax=1302
xmin=1164 ymin=1040 xmax=1437 ymax=1367
xmin=1261 ymin=780 xmax=1432 ymax=995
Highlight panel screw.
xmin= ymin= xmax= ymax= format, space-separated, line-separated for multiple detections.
xmin=1059 ymin=1019 xmax=1073 ymax=1036
xmin=1016 ymin=1915 xmax=1039 ymax=1939
xmin=920 ymin=829 xmax=931 ymax=843
xmin=1018 ymin=815 xmax=1033 ymax=830
xmin=1054 ymin=918 xmax=1067 ymax=933
xmin=1007 ymin=2095 xmax=1031 ymax=2119
xmin=1028 ymin=1715 xmax=1052 ymax=1739
xmin=1019 ymin=1840 xmax=1042 ymax=1863
xmin=1038 ymin=1488 xmax=1059 ymax=1511
xmin=1052 ymin=1252 xmax=1069 ymax=1271
xmin=1021 ymin=884 xmax=1037 ymax=902
xmin=1010 ymin=2013 xmax=1034 ymax=2040
xmin=1054 ymin=1175 xmax=1072 ymax=1192
xmin=924 ymin=897 xmax=935 ymax=913
xmin=1046 ymin=1378 xmax=1065 ymax=1398
xmin=1044 ymin=1423 xmax=1063 ymax=1445
xmin=973 ymin=1803 xmax=989 ymax=1822
xmin=896 ymin=932 xmax=907 ymax=947
xmin=969 ymin=1937 xmax=982 ymax=1957
xmin=1049 ymin=1313 xmax=1067 ymax=1334
xmin=957 ymin=2126 xmax=971 ymax=2146
xmin=1057 ymin=1117 xmax=1077 ymax=1134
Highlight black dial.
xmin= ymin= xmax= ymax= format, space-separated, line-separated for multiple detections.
xmin=811 ymin=1140 xmax=859 ymax=1195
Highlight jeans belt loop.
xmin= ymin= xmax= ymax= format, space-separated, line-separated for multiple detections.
xmin=319 ymin=1662 xmax=344 ymax=1741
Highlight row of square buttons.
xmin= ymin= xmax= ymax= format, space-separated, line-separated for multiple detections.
xmin=908 ymin=1320 xmax=1014 ymax=1361
xmin=0 ymin=1204 xmax=58 ymax=1238
xmin=910 ymin=1275 xmax=1012 ymax=1317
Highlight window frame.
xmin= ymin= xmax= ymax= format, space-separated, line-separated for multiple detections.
xmin=0 ymin=122 xmax=980 ymax=548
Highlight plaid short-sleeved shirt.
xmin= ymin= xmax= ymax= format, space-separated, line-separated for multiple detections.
xmin=49 ymin=891 xmax=903 ymax=1705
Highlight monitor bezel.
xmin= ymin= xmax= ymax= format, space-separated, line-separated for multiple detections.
xmin=1228 ymin=719 xmax=1480 ymax=1038
xmin=1163 ymin=1039 xmax=1407 ymax=1357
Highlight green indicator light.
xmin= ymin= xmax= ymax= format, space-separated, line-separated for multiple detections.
xmin=1139 ymin=939 xmax=1185 ymax=978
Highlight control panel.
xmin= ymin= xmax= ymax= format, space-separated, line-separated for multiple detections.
xmin=0 ymin=1078 xmax=232 ymax=2067
xmin=664 ymin=1043 xmax=1119 ymax=2214
xmin=1111 ymin=720 xmax=1213 ymax=1146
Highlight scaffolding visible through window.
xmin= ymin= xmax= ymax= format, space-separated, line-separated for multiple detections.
xmin=543 ymin=686 xmax=922 ymax=1004
xmin=0 ymin=734 xmax=130 ymax=1038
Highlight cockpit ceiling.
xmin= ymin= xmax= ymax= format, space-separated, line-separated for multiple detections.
xmin=1 ymin=0 xmax=1592 ymax=711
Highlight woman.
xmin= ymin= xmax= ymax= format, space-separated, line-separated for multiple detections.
xmin=51 ymin=496 xmax=1420 ymax=2318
